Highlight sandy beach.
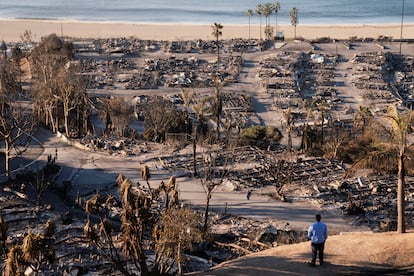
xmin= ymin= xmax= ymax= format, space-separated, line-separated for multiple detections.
xmin=1 ymin=19 xmax=414 ymax=42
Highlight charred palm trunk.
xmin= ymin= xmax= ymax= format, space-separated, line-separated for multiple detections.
xmin=397 ymin=149 xmax=406 ymax=233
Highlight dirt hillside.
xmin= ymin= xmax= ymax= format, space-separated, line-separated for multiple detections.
xmin=197 ymin=231 xmax=414 ymax=275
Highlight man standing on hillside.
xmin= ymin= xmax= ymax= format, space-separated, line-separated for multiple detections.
xmin=307 ymin=214 xmax=328 ymax=267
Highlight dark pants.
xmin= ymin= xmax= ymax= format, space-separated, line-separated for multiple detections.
xmin=311 ymin=242 xmax=325 ymax=265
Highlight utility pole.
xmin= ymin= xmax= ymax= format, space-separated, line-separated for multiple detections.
xmin=399 ymin=0 xmax=405 ymax=55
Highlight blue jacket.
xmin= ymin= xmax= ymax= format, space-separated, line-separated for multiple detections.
xmin=308 ymin=221 xmax=328 ymax=244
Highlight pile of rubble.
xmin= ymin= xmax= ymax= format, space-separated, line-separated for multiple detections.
xmin=382 ymin=52 xmax=414 ymax=105
xmin=350 ymin=52 xmax=395 ymax=103
xmin=259 ymin=50 xmax=341 ymax=111
xmin=77 ymin=47 xmax=242 ymax=90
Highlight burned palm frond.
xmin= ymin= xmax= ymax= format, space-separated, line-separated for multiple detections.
xmin=99 ymin=218 xmax=113 ymax=238
xmin=346 ymin=146 xmax=398 ymax=177
xmin=44 ymin=220 xmax=55 ymax=238
xmin=84 ymin=219 xmax=98 ymax=243
xmin=141 ymin=165 xmax=150 ymax=181
xmin=122 ymin=182 xmax=135 ymax=209
xmin=119 ymin=178 xmax=132 ymax=198
xmin=4 ymin=245 xmax=23 ymax=276
xmin=116 ymin=174 xmax=126 ymax=187
xmin=159 ymin=180 xmax=166 ymax=193
xmin=105 ymin=194 xmax=118 ymax=209
xmin=118 ymin=176 xmax=150 ymax=274
xmin=386 ymin=105 xmax=411 ymax=146
xmin=166 ymin=176 xmax=176 ymax=193
xmin=22 ymin=230 xmax=45 ymax=262
xmin=85 ymin=192 xmax=99 ymax=214
xmin=120 ymin=209 xmax=138 ymax=258
xmin=168 ymin=189 xmax=179 ymax=209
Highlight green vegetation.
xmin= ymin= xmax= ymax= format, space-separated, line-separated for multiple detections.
xmin=238 ymin=125 xmax=282 ymax=149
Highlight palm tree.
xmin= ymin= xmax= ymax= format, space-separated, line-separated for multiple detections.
xmin=263 ymin=3 xmax=273 ymax=40
xmin=272 ymin=1 xmax=281 ymax=34
xmin=211 ymin=22 xmax=223 ymax=72
xmin=245 ymin=9 xmax=253 ymax=41
xmin=386 ymin=105 xmax=410 ymax=233
xmin=256 ymin=4 xmax=263 ymax=40
xmin=347 ymin=105 xmax=412 ymax=233
xmin=290 ymin=7 xmax=298 ymax=39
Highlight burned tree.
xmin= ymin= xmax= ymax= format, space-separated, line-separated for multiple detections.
xmin=260 ymin=150 xmax=295 ymax=202
xmin=323 ymin=117 xmax=352 ymax=159
xmin=56 ymin=62 xmax=89 ymax=137
xmin=0 ymin=59 xmax=35 ymax=179
xmin=153 ymin=207 xmax=202 ymax=275
xmin=199 ymin=150 xmax=230 ymax=236
xmin=98 ymin=96 xmax=134 ymax=137
xmin=31 ymin=34 xmax=75 ymax=134
xmin=143 ymin=96 xmax=189 ymax=143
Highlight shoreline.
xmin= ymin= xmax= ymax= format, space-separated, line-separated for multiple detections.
xmin=1 ymin=19 xmax=414 ymax=42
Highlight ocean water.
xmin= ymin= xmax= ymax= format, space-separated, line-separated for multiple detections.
xmin=0 ymin=0 xmax=413 ymax=25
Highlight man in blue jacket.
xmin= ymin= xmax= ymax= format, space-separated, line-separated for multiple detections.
xmin=307 ymin=214 xmax=328 ymax=266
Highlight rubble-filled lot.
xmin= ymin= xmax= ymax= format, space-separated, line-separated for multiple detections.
xmin=76 ymin=38 xmax=243 ymax=91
